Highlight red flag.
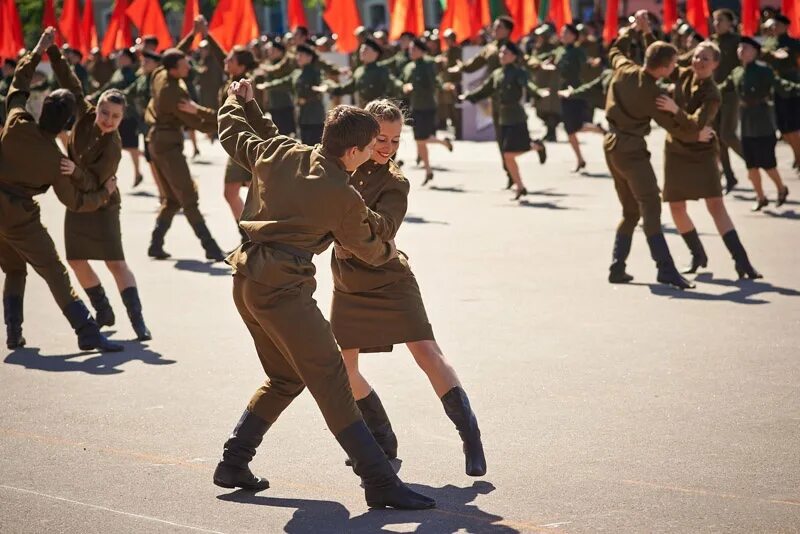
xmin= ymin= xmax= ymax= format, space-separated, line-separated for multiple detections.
xmin=60 ymin=0 xmax=84 ymax=52
xmin=1 ymin=0 xmax=25 ymax=60
xmin=603 ymin=0 xmax=619 ymax=45
xmin=101 ymin=0 xmax=134 ymax=56
xmin=82 ymin=0 xmax=99 ymax=54
xmin=662 ymin=0 xmax=677 ymax=34
xmin=209 ymin=0 xmax=260 ymax=50
xmin=439 ymin=0 xmax=482 ymax=47
xmin=182 ymin=0 xmax=203 ymax=48
xmin=389 ymin=0 xmax=425 ymax=41
xmin=548 ymin=0 xmax=572 ymax=32
xmin=323 ymin=0 xmax=363 ymax=53
xmin=505 ymin=0 xmax=538 ymax=41
xmin=126 ymin=0 xmax=174 ymax=50
xmin=784 ymin=0 xmax=800 ymax=38
xmin=42 ymin=0 xmax=64 ymax=45
xmin=685 ymin=0 xmax=709 ymax=38
xmin=741 ymin=0 xmax=760 ymax=37
xmin=288 ymin=0 xmax=309 ymax=30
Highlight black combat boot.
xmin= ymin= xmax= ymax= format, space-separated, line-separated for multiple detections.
xmin=723 ymin=170 xmax=738 ymax=195
xmin=336 ymin=420 xmax=435 ymax=510
xmin=148 ymin=218 xmax=172 ymax=259
xmin=62 ymin=300 xmax=124 ymax=352
xmin=120 ymin=287 xmax=152 ymax=341
xmin=85 ymin=284 xmax=115 ymax=327
xmin=354 ymin=390 xmax=398 ymax=459
xmin=441 ymin=387 xmax=486 ymax=477
xmin=722 ymin=230 xmax=763 ymax=280
xmin=4 ymin=295 xmax=25 ymax=349
xmin=190 ymin=221 xmax=226 ymax=262
xmin=213 ymin=410 xmax=271 ymax=491
xmin=680 ymin=229 xmax=708 ymax=274
xmin=647 ymin=233 xmax=695 ymax=289
xmin=608 ymin=232 xmax=634 ymax=283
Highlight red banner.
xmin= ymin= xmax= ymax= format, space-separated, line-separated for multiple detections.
xmin=101 ymin=0 xmax=134 ymax=56
xmin=288 ymin=0 xmax=309 ymax=31
xmin=685 ymin=0 xmax=709 ymax=38
xmin=126 ymin=0 xmax=174 ymax=50
xmin=60 ymin=0 xmax=84 ymax=52
xmin=662 ymin=0 xmax=677 ymax=35
xmin=603 ymin=0 xmax=619 ymax=45
xmin=389 ymin=0 xmax=425 ymax=41
xmin=506 ymin=0 xmax=538 ymax=41
xmin=0 ymin=0 xmax=25 ymax=60
xmin=323 ymin=0 xmax=363 ymax=53
xmin=784 ymin=0 xmax=800 ymax=38
xmin=82 ymin=0 xmax=99 ymax=54
xmin=209 ymin=0 xmax=260 ymax=50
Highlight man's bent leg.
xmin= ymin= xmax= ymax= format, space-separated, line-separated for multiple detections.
xmin=0 ymin=238 xmax=27 ymax=348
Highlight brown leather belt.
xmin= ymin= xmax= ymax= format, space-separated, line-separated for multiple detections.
xmin=266 ymin=242 xmax=314 ymax=262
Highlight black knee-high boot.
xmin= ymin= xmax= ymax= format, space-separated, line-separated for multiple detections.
xmin=3 ymin=295 xmax=25 ymax=349
xmin=120 ymin=287 xmax=152 ymax=341
xmin=213 ymin=410 xmax=271 ymax=491
xmin=85 ymin=284 xmax=115 ymax=327
xmin=356 ymin=390 xmax=398 ymax=459
xmin=680 ymin=229 xmax=708 ymax=274
xmin=608 ymin=232 xmax=634 ymax=283
xmin=647 ymin=233 xmax=695 ymax=289
xmin=441 ymin=387 xmax=487 ymax=476
xmin=62 ymin=300 xmax=123 ymax=352
xmin=722 ymin=230 xmax=762 ymax=279
xmin=148 ymin=217 xmax=172 ymax=259
xmin=190 ymin=220 xmax=225 ymax=262
xmin=336 ymin=420 xmax=435 ymax=509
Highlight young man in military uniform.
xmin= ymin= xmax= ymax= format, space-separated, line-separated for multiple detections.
xmin=0 ymin=28 xmax=123 ymax=352
xmin=711 ymin=9 xmax=745 ymax=193
xmin=604 ymin=13 xmax=714 ymax=289
xmin=145 ymin=48 xmax=226 ymax=262
xmin=449 ymin=16 xmax=515 ymax=189
xmin=214 ymin=79 xmax=435 ymax=510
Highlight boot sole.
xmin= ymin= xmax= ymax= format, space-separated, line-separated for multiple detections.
xmin=213 ymin=478 xmax=269 ymax=491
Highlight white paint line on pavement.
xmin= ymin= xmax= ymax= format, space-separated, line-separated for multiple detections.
xmin=0 ymin=484 xmax=227 ymax=534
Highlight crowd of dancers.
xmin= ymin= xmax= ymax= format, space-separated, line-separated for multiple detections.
xmin=0 ymin=5 xmax=798 ymax=510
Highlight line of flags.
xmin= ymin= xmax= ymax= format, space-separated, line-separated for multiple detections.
xmin=2 ymin=0 xmax=799 ymax=62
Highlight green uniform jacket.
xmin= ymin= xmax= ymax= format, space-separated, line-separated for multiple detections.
xmin=761 ymin=33 xmax=800 ymax=82
xmin=604 ymin=33 xmax=702 ymax=152
xmin=465 ymin=64 xmax=541 ymax=125
xmin=711 ymin=32 xmax=741 ymax=89
xmin=329 ymin=62 xmax=401 ymax=107
xmin=260 ymin=64 xmax=326 ymax=126
xmin=217 ymin=95 xmax=396 ymax=288
xmin=0 ymin=51 xmax=110 ymax=212
xmin=123 ymin=72 xmax=152 ymax=130
xmin=89 ymin=66 xmax=137 ymax=117
xmin=579 ymin=37 xmax=604 ymax=83
xmin=543 ymin=43 xmax=587 ymax=89
xmin=402 ymin=58 xmax=438 ymax=111
xmin=570 ymin=69 xmax=611 ymax=110
xmin=461 ymin=39 xmax=506 ymax=74
xmin=718 ymin=61 xmax=800 ymax=137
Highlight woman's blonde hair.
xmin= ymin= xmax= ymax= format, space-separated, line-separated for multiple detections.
xmin=364 ymin=99 xmax=406 ymax=124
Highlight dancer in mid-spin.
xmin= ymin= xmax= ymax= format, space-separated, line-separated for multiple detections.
xmin=48 ymin=43 xmax=152 ymax=340
xmin=654 ymin=41 xmax=761 ymax=280
xmin=330 ymin=99 xmax=486 ymax=477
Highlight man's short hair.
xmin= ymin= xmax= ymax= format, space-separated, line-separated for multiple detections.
xmin=713 ymin=8 xmax=735 ymax=23
xmin=496 ymin=15 xmax=515 ymax=32
xmin=322 ymin=105 xmax=380 ymax=157
xmin=3 ymin=58 xmax=17 ymax=70
xmin=644 ymin=41 xmax=678 ymax=70
xmin=161 ymin=48 xmax=186 ymax=70
xmin=231 ymin=46 xmax=257 ymax=70
xmin=39 ymin=88 xmax=76 ymax=135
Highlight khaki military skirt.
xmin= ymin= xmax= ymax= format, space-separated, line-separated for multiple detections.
xmin=662 ymin=145 xmax=723 ymax=202
xmin=64 ymin=205 xmax=124 ymax=261
xmin=331 ymin=274 xmax=434 ymax=353
xmin=225 ymin=156 xmax=251 ymax=184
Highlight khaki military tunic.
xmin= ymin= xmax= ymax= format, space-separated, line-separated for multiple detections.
xmin=579 ymin=37 xmax=604 ymax=84
xmin=437 ymin=46 xmax=462 ymax=133
xmin=0 ymin=52 xmax=111 ymax=307
xmin=330 ymin=160 xmax=433 ymax=353
xmin=49 ymin=46 xmax=125 ymax=260
xmin=177 ymin=31 xmax=226 ymax=111
xmin=218 ymin=95 xmax=396 ymax=434
xmin=711 ymin=31 xmax=744 ymax=171
xmin=662 ymin=68 xmax=722 ymax=202
xmin=145 ymin=66 xmax=217 ymax=226
xmin=87 ymin=56 xmax=115 ymax=90
xmin=603 ymin=34 xmax=703 ymax=237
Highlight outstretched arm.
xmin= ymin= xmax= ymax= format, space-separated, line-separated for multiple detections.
xmin=47 ymin=45 xmax=90 ymax=118
xmin=5 ymin=28 xmax=55 ymax=115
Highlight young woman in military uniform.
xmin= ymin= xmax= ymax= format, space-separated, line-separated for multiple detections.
xmin=718 ymin=37 xmax=800 ymax=212
xmin=330 ymin=99 xmax=486 ymax=477
xmin=48 ymin=45 xmax=152 ymax=341
xmin=401 ymin=39 xmax=454 ymax=186
xmin=257 ymin=44 xmax=326 ymax=145
xmin=321 ymin=38 xmax=402 ymax=108
xmin=654 ymin=41 xmax=761 ymax=280
xmin=461 ymin=43 xmax=547 ymax=201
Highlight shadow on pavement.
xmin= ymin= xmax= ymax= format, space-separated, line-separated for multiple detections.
xmin=762 ymin=209 xmax=800 ymax=220
xmin=732 ymin=194 xmax=799 ymax=207
xmin=526 ymin=188 xmax=570 ymax=197
xmin=172 ymin=259 xmax=232 ymax=277
xmin=515 ymin=200 xmax=569 ymax=210
xmin=579 ymin=171 xmax=611 ymax=179
xmin=428 ymin=185 xmax=468 ymax=193
xmin=4 ymin=343 xmax=175 ymax=374
xmin=404 ymin=215 xmax=449 ymax=225
xmin=126 ymin=190 xmax=158 ymax=198
xmin=217 ymin=481 xmax=519 ymax=533
xmin=645 ymin=273 xmax=800 ymax=304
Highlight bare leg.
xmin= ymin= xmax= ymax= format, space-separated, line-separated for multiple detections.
xmin=188 ymin=129 xmax=200 ymax=157
xmin=764 ymin=168 xmax=786 ymax=192
xmin=341 ymin=348 xmax=372 ymax=401
xmin=502 ymin=153 xmax=525 ymax=194
xmin=579 ymin=122 xmax=605 ymax=134
xmin=568 ymin=133 xmax=585 ymax=170
xmin=704 ymin=197 xmax=734 ymax=235
xmin=748 ymin=169 xmax=765 ymax=200
xmin=406 ymin=340 xmax=461 ymax=398
xmin=67 ymin=260 xmax=101 ymax=289
xmin=224 ymin=182 xmax=245 ymax=221
xmin=126 ymin=148 xmax=143 ymax=186
xmin=105 ymin=261 xmax=137 ymax=292
xmin=782 ymin=131 xmax=800 ymax=166
xmin=416 ymin=140 xmax=431 ymax=175
xmin=668 ymin=201 xmax=695 ymax=234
